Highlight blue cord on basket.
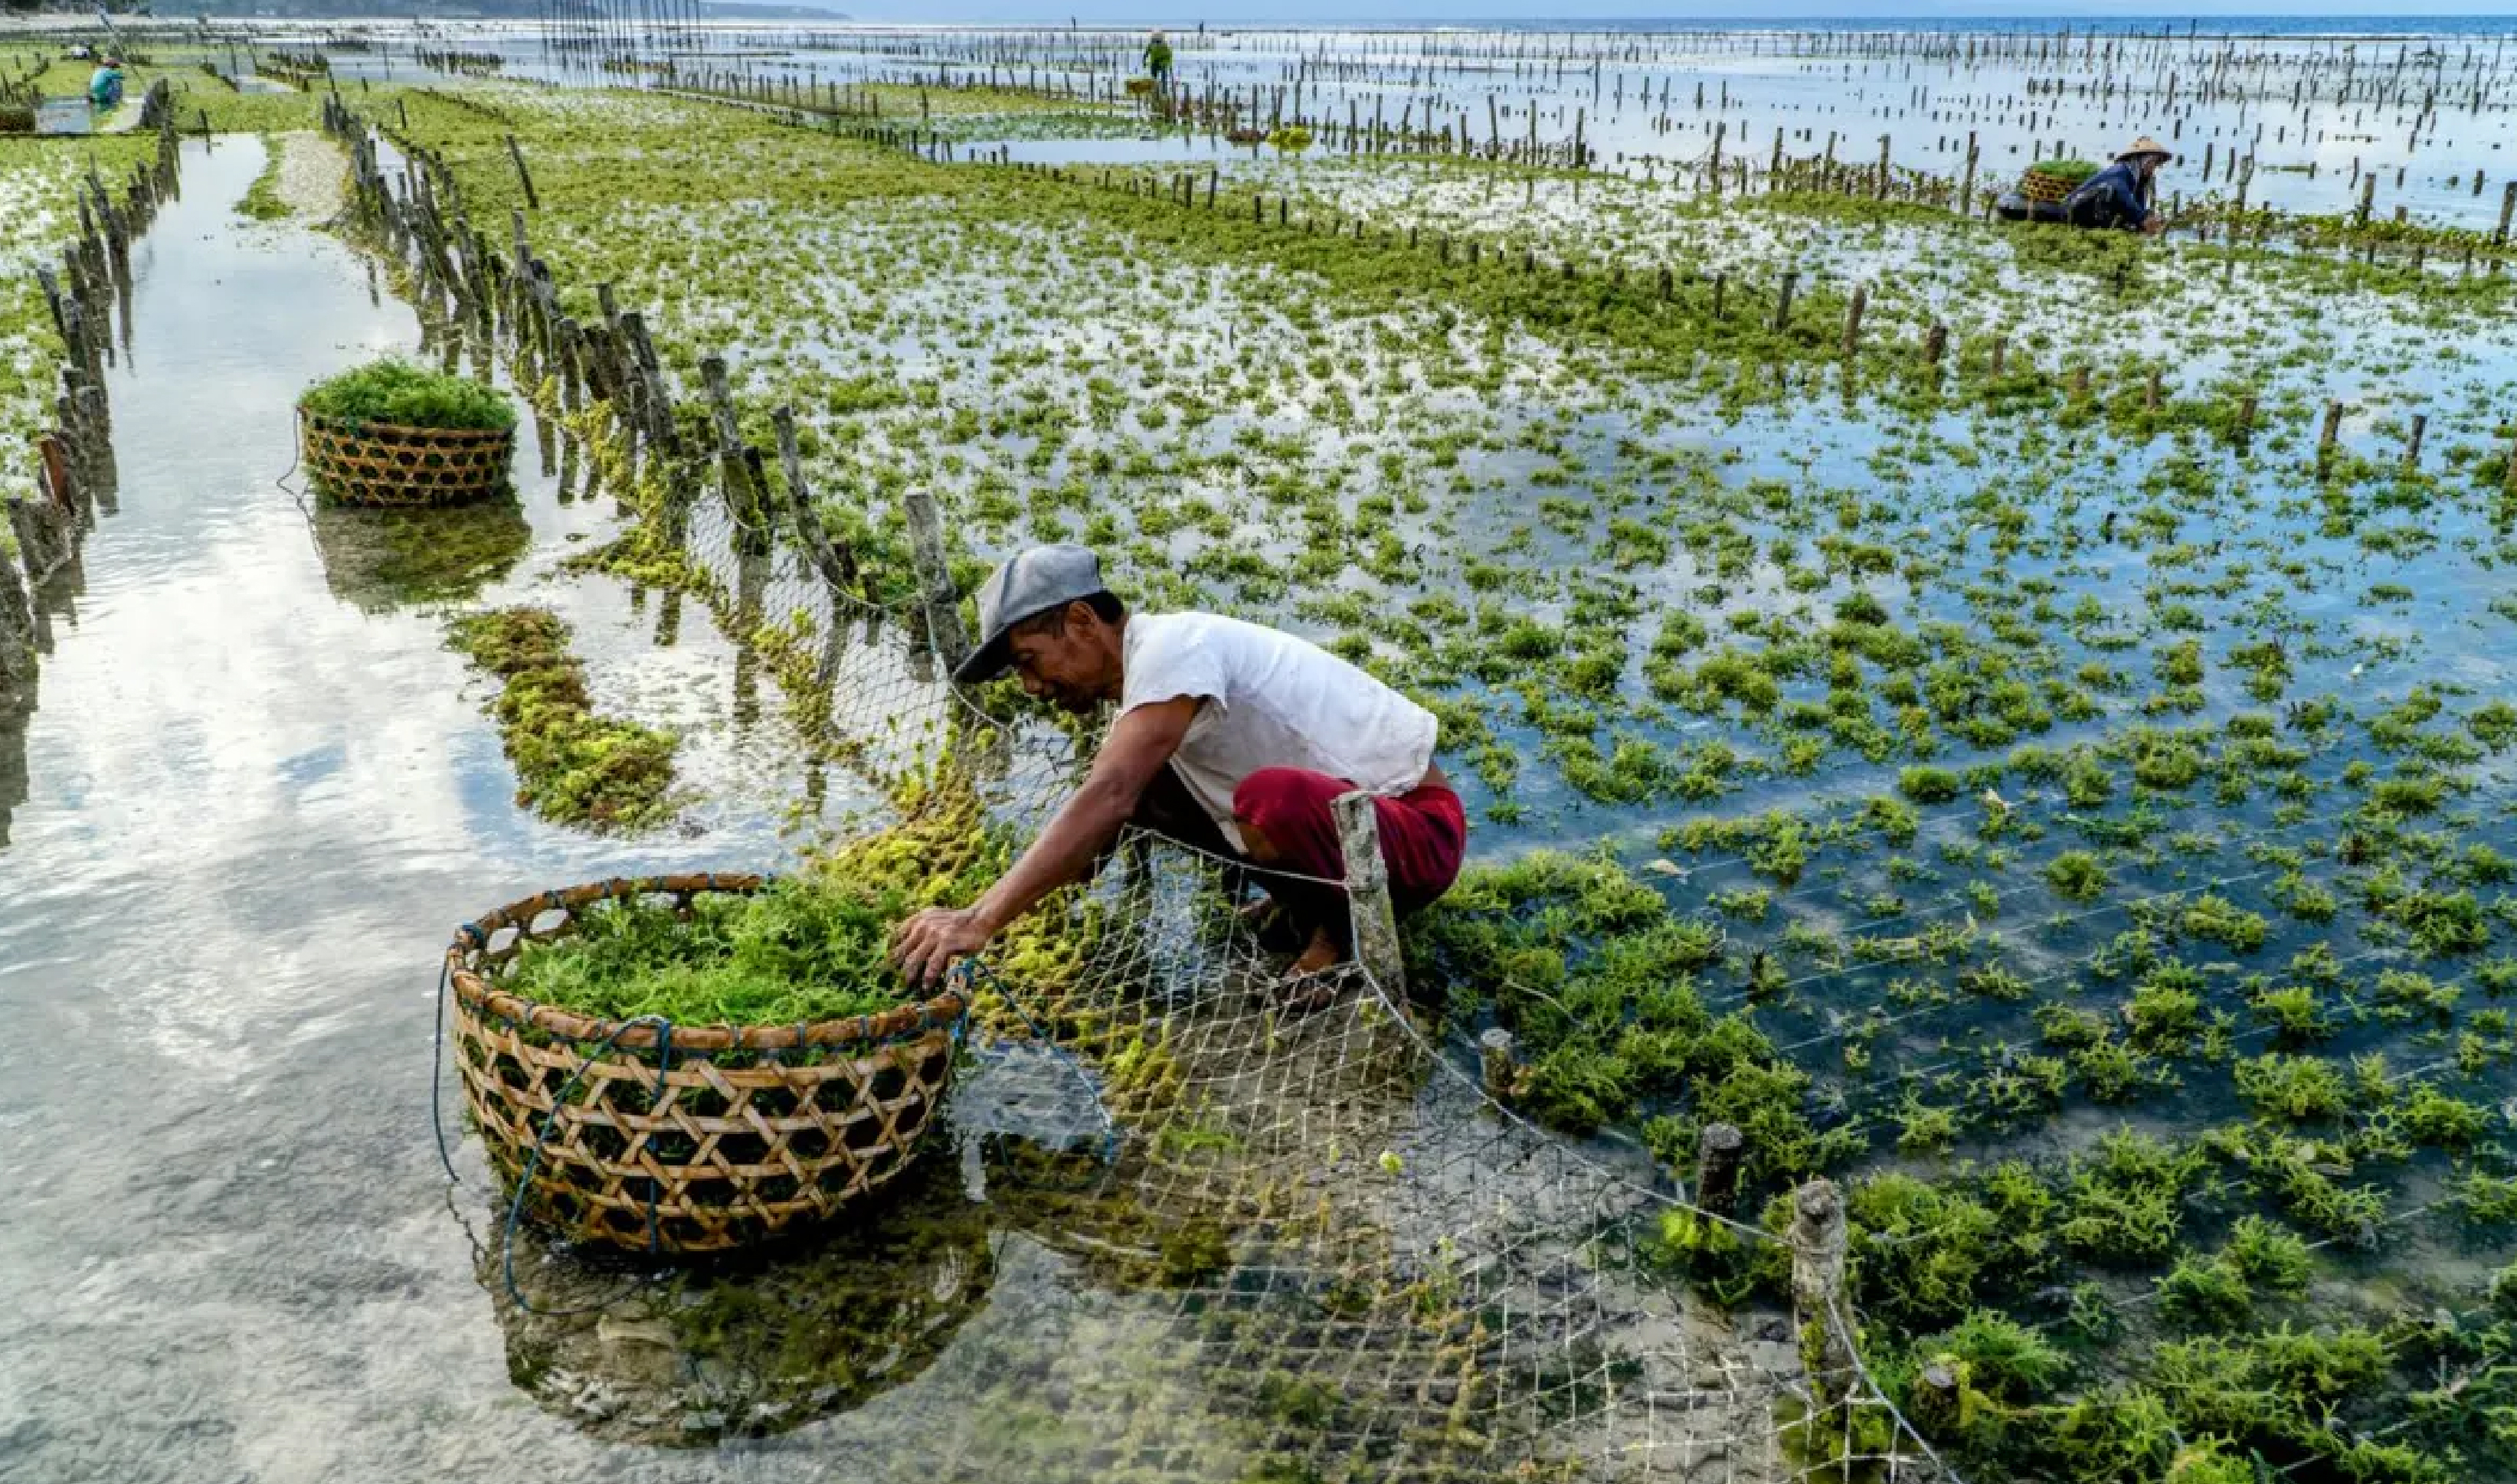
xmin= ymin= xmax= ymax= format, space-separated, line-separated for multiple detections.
xmin=499 ymin=1012 xmax=672 ymax=1319
xmin=430 ymin=954 xmax=463 ymax=1185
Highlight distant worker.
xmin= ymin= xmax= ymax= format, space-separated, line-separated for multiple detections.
xmin=2064 ymin=136 xmax=2172 ymax=234
xmin=1143 ymin=28 xmax=1173 ymax=90
xmin=88 ymin=55 xmax=125 ymax=111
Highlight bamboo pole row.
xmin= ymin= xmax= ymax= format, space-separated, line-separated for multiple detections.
xmin=2 ymin=84 xmax=182 ymax=708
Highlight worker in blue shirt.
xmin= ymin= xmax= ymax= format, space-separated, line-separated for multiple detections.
xmin=88 ymin=56 xmax=125 ymax=111
xmin=2064 ymin=136 xmax=2172 ymax=234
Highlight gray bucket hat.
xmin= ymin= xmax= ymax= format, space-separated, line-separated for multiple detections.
xmin=954 ymin=544 xmax=1107 ymax=685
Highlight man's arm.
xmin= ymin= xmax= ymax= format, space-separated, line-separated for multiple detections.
xmin=889 ymin=695 xmax=1200 ymax=987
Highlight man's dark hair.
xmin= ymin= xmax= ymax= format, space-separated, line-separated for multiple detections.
xmin=1011 ymin=590 xmax=1125 ymax=639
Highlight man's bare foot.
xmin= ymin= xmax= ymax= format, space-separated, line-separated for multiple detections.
xmin=1269 ymin=928 xmax=1347 ymax=1015
xmin=1288 ymin=925 xmax=1341 ymax=977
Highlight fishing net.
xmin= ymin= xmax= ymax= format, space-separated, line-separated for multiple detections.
xmin=536 ymin=452 xmax=1962 ymax=1482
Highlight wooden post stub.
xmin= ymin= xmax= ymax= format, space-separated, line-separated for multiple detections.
xmin=1772 ymin=270 xmax=1798 ymax=333
xmin=1331 ymin=790 xmax=1407 ymax=1002
xmin=1789 ymin=1177 xmax=1858 ymax=1407
xmin=1841 ymin=283 xmax=1867 ymax=356
xmin=2404 ymin=412 xmax=2427 ymax=472
xmin=1913 ymin=1362 xmax=1963 ymax=1438
xmin=1694 ymin=1122 xmax=1746 ymax=1215
xmin=1478 ymin=1028 xmax=1517 ymax=1100
xmin=2318 ymin=398 xmax=2345 ymax=476
xmin=903 ymin=489 xmax=970 ymax=673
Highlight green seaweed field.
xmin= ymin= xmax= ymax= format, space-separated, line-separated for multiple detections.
xmin=6 ymin=19 xmax=2517 ymax=1482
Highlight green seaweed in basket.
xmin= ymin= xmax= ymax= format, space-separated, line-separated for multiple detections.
xmin=506 ymin=877 xmax=924 ymax=1026
xmin=2027 ymin=158 xmax=2102 ymax=185
xmin=299 ymin=358 xmax=517 ymax=432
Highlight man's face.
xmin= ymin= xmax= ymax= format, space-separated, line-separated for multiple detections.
xmin=1006 ymin=607 xmax=1108 ymax=714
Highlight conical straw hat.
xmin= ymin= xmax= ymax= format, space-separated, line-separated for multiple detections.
xmin=2116 ymin=136 xmax=2172 ymax=162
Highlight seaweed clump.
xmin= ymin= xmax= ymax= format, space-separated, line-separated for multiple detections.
xmin=449 ymin=606 xmax=679 ymax=831
xmin=506 ymin=876 xmax=923 ymax=1025
xmin=301 ymin=357 xmax=517 ymax=432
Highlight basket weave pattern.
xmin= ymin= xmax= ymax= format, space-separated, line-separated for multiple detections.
xmin=2020 ymin=168 xmax=2077 ymax=204
xmin=447 ymin=874 xmax=967 ymax=1254
xmin=301 ymin=410 xmax=513 ymax=508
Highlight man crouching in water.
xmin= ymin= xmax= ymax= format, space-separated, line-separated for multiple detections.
xmin=889 ymin=544 xmax=1465 ymax=1005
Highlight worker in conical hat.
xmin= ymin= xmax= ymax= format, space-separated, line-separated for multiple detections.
xmin=2064 ymin=135 xmax=2174 ymax=234
xmin=1143 ymin=28 xmax=1174 ymax=89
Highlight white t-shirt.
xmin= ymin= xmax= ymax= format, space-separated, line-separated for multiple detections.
xmin=1121 ymin=611 xmax=1439 ymax=850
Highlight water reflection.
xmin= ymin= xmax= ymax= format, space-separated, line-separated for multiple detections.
xmin=473 ymin=1076 xmax=1255 ymax=1450
xmin=309 ymin=498 xmax=535 ymax=613
xmin=476 ymin=1152 xmax=998 ymax=1445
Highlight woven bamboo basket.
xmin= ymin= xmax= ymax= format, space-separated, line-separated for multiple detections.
xmin=447 ymin=873 xmax=970 ymax=1254
xmin=299 ymin=409 xmax=513 ymax=508
xmin=2019 ymin=167 xmax=2080 ymax=205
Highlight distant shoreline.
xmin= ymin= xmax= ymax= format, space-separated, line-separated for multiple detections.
xmin=8 ymin=11 xmax=2512 ymax=41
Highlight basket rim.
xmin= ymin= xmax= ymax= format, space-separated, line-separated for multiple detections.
xmin=298 ymin=406 xmax=517 ymax=443
xmin=447 ymin=871 xmax=970 ymax=1052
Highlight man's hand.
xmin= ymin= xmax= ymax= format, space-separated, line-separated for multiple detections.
xmin=889 ymin=905 xmax=994 ymax=990
xmin=2142 ymin=215 xmax=2168 ymax=236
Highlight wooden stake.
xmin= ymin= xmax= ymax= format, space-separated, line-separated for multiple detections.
xmin=1790 ymin=1178 xmax=1858 ymax=1407
xmin=503 ymin=133 xmax=539 ymax=211
xmin=1478 ymin=1028 xmax=1517 ymax=1101
xmin=1331 ymin=790 xmax=1407 ymax=1002
xmin=903 ymin=489 xmax=970 ymax=672
xmin=0 ymin=553 xmax=35 ymax=696
xmin=1694 ymin=1123 xmax=1746 ymax=1215
xmin=1913 ymin=1363 xmax=1963 ymax=1440
xmin=771 ymin=406 xmax=862 ymax=597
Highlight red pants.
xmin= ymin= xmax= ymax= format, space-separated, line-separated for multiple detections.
xmin=1132 ymin=763 xmax=1468 ymax=950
